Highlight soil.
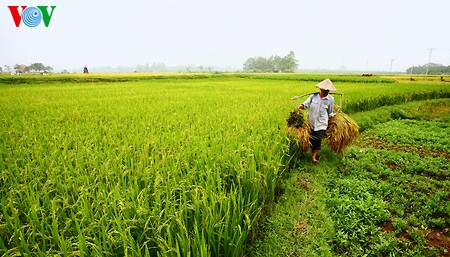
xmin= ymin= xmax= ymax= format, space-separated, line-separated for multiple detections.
xmin=380 ymin=221 xmax=450 ymax=256
xmin=355 ymin=136 xmax=450 ymax=160
xmin=427 ymin=228 xmax=450 ymax=256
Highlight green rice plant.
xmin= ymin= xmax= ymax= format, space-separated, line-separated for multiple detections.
xmin=343 ymin=90 xmax=450 ymax=113
xmin=0 ymin=76 xmax=292 ymax=256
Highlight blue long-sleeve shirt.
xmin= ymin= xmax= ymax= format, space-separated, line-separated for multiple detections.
xmin=302 ymin=93 xmax=335 ymax=131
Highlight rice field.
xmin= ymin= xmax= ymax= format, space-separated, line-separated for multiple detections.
xmin=0 ymin=73 xmax=449 ymax=256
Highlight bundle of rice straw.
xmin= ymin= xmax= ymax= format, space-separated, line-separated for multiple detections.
xmin=326 ymin=110 xmax=359 ymax=153
xmin=286 ymin=108 xmax=311 ymax=153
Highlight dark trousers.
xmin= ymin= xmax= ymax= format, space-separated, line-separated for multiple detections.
xmin=311 ymin=130 xmax=326 ymax=150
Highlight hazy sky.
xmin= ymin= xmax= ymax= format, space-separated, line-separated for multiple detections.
xmin=2 ymin=0 xmax=450 ymax=72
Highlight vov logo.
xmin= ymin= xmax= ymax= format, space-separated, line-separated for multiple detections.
xmin=8 ymin=6 xmax=56 ymax=27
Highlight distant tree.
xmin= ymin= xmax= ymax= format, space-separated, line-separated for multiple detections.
xmin=243 ymin=51 xmax=299 ymax=73
xmin=14 ymin=64 xmax=28 ymax=73
xmin=278 ymin=51 xmax=299 ymax=72
xmin=150 ymin=63 xmax=167 ymax=72
xmin=29 ymin=63 xmax=46 ymax=72
xmin=406 ymin=63 xmax=450 ymax=74
xmin=243 ymin=56 xmax=272 ymax=72
xmin=244 ymin=57 xmax=262 ymax=72
xmin=136 ymin=64 xmax=145 ymax=72
xmin=0 ymin=66 xmax=2 ymax=72
xmin=4 ymin=65 xmax=11 ymax=73
xmin=28 ymin=63 xmax=37 ymax=72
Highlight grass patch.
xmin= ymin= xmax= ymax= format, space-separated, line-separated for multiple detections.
xmin=336 ymin=147 xmax=450 ymax=256
xmin=354 ymin=117 xmax=450 ymax=160
xmin=247 ymin=150 xmax=337 ymax=257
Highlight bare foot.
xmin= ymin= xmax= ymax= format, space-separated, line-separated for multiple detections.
xmin=312 ymin=159 xmax=319 ymax=164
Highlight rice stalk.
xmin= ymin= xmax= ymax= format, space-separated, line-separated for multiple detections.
xmin=286 ymin=109 xmax=311 ymax=153
xmin=326 ymin=110 xmax=359 ymax=153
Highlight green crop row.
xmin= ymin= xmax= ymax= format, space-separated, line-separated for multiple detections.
xmin=248 ymin=74 xmax=396 ymax=83
xmin=349 ymin=98 xmax=450 ymax=131
xmin=0 ymin=73 xmax=396 ymax=85
xmin=343 ymin=90 xmax=450 ymax=113
xmin=0 ymin=73 xmax=225 ymax=85
xmin=324 ymin=116 xmax=450 ymax=256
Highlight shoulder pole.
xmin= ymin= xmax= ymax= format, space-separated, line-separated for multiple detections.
xmin=291 ymin=92 xmax=344 ymax=100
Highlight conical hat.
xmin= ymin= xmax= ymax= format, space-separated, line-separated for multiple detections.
xmin=315 ymin=78 xmax=336 ymax=91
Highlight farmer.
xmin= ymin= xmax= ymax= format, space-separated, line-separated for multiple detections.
xmin=297 ymin=79 xmax=336 ymax=163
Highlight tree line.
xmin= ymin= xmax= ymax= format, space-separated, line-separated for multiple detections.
xmin=1 ymin=63 xmax=53 ymax=73
xmin=243 ymin=51 xmax=299 ymax=73
xmin=406 ymin=63 xmax=450 ymax=75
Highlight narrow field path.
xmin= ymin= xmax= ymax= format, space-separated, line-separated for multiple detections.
xmin=247 ymin=149 xmax=339 ymax=256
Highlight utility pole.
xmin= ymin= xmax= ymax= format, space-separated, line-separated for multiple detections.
xmin=389 ymin=59 xmax=394 ymax=74
xmin=425 ymin=48 xmax=435 ymax=75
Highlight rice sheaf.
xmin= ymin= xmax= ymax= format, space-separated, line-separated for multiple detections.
xmin=286 ymin=109 xmax=311 ymax=152
xmin=326 ymin=111 xmax=359 ymax=153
